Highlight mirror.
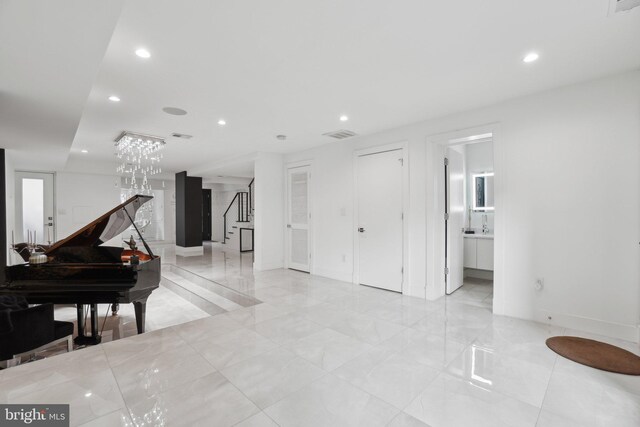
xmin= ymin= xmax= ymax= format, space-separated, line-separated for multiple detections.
xmin=472 ymin=172 xmax=494 ymax=211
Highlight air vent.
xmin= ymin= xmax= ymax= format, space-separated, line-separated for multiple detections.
xmin=322 ymin=129 xmax=357 ymax=140
xmin=610 ymin=0 xmax=640 ymax=13
xmin=171 ymin=133 xmax=193 ymax=139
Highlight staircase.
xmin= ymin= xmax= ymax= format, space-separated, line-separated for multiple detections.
xmin=223 ymin=178 xmax=254 ymax=251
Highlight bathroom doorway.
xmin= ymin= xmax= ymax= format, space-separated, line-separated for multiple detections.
xmin=443 ymin=134 xmax=495 ymax=310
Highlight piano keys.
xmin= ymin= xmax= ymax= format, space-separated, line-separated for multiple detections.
xmin=0 ymin=195 xmax=161 ymax=345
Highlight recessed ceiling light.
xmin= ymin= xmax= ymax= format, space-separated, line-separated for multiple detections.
xmin=81 ymin=149 xmax=88 ymax=153
xmin=135 ymin=48 xmax=151 ymax=58
xmin=523 ymin=52 xmax=539 ymax=63
xmin=163 ymin=107 xmax=187 ymax=116
xmin=108 ymin=95 xmax=120 ymax=102
xmin=218 ymin=119 xmax=226 ymax=126
xmin=339 ymin=115 xmax=349 ymax=122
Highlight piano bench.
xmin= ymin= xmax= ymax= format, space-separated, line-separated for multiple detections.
xmin=12 ymin=330 xmax=74 ymax=365
xmin=0 ymin=303 xmax=75 ymax=368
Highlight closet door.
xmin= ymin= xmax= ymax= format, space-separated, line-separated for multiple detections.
xmin=287 ymin=165 xmax=310 ymax=272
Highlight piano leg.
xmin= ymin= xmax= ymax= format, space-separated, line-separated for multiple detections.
xmin=133 ymin=299 xmax=147 ymax=334
xmin=111 ymin=303 xmax=119 ymax=315
xmin=74 ymin=303 xmax=102 ymax=346
xmin=76 ymin=304 xmax=86 ymax=340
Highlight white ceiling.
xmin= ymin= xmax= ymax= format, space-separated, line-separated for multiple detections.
xmin=4 ymin=1 xmax=640 ymax=178
xmin=0 ymin=0 xmax=124 ymax=170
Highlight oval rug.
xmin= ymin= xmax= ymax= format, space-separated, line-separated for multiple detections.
xmin=546 ymin=336 xmax=640 ymax=375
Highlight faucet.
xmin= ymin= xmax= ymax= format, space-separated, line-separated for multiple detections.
xmin=482 ymin=214 xmax=489 ymax=234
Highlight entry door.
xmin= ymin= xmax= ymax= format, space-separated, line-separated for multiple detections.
xmin=286 ymin=165 xmax=310 ymax=272
xmin=357 ymin=150 xmax=403 ymax=292
xmin=15 ymin=171 xmax=55 ymax=245
xmin=445 ymin=148 xmax=464 ymax=294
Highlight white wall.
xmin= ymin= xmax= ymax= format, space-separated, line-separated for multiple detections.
xmin=145 ymin=178 xmax=176 ymax=243
xmin=207 ymin=183 xmax=252 ymax=243
xmin=285 ymin=70 xmax=640 ymax=342
xmin=56 ymin=172 xmax=121 ymax=241
xmin=465 ymin=140 xmax=494 ymax=232
xmin=5 ymin=150 xmax=15 ymax=264
xmin=253 ymin=153 xmax=284 ymax=270
xmin=211 ymin=189 xmax=250 ymax=245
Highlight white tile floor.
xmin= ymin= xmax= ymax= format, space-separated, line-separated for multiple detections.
xmin=1 ymin=244 xmax=639 ymax=426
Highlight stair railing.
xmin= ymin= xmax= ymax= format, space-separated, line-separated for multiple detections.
xmin=222 ymin=191 xmax=250 ymax=244
xmin=248 ymin=178 xmax=255 ymax=214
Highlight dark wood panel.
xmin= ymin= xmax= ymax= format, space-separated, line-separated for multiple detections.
xmin=202 ymin=189 xmax=212 ymax=240
xmin=176 ymin=171 xmax=203 ymax=247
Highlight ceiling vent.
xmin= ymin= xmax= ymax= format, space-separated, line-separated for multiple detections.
xmin=171 ymin=132 xmax=193 ymax=139
xmin=610 ymin=0 xmax=640 ymax=13
xmin=322 ymin=129 xmax=357 ymax=140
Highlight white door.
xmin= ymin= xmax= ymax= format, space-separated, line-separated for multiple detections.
xmin=286 ymin=165 xmax=310 ymax=272
xmin=446 ymin=148 xmax=464 ymax=294
xmin=357 ymin=150 xmax=403 ymax=292
xmin=15 ymin=171 xmax=55 ymax=245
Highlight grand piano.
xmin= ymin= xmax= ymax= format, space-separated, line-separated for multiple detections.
xmin=0 ymin=195 xmax=161 ymax=345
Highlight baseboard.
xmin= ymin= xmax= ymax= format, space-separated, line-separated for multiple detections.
xmin=175 ymin=245 xmax=204 ymax=257
xmin=313 ymin=268 xmax=353 ymax=284
xmin=253 ymin=260 xmax=284 ymax=271
xmin=536 ymin=309 xmax=639 ymax=343
xmin=464 ymin=268 xmax=494 ymax=281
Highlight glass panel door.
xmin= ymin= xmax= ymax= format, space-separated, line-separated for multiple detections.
xmin=15 ymin=171 xmax=55 ymax=245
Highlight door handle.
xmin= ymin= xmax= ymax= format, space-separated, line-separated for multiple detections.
xmin=358 ymin=227 xmax=365 ymax=233
xmin=45 ymin=222 xmax=53 ymax=226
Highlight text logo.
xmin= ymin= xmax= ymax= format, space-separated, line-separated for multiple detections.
xmin=0 ymin=405 xmax=69 ymax=427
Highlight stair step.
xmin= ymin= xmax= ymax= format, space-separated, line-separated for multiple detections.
xmin=162 ymin=271 xmax=244 ymax=311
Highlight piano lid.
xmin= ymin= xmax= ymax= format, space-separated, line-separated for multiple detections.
xmin=45 ymin=195 xmax=154 ymax=255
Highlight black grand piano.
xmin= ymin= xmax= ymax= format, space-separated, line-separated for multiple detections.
xmin=0 ymin=195 xmax=160 ymax=345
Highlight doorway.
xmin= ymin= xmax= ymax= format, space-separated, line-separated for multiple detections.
xmin=286 ymin=164 xmax=311 ymax=272
xmin=443 ymin=136 xmax=495 ymax=309
xmin=355 ymin=148 xmax=405 ymax=292
xmin=15 ymin=171 xmax=55 ymax=245
xmin=445 ymin=147 xmax=465 ymax=294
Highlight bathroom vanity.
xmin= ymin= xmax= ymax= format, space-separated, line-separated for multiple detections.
xmin=463 ymin=234 xmax=494 ymax=271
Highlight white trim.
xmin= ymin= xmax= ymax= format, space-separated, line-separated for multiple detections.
xmin=253 ymin=260 xmax=287 ymax=271
xmin=536 ymin=309 xmax=639 ymax=343
xmin=175 ymin=245 xmax=204 ymax=256
xmin=284 ymin=160 xmax=314 ymax=274
xmin=314 ymin=267 xmax=353 ymax=284
xmin=425 ymin=123 xmax=505 ymax=316
xmin=353 ymin=141 xmax=409 ymax=294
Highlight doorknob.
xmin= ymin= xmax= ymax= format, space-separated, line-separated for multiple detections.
xmin=358 ymin=227 xmax=365 ymax=233
xmin=286 ymin=224 xmax=292 ymax=228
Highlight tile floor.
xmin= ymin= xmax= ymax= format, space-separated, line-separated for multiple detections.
xmin=447 ymin=276 xmax=493 ymax=310
xmin=1 ymin=244 xmax=639 ymax=426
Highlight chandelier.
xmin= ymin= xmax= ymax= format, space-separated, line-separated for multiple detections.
xmin=115 ymin=131 xmax=165 ymax=230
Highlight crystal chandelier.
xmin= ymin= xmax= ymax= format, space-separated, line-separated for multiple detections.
xmin=115 ymin=131 xmax=165 ymax=230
